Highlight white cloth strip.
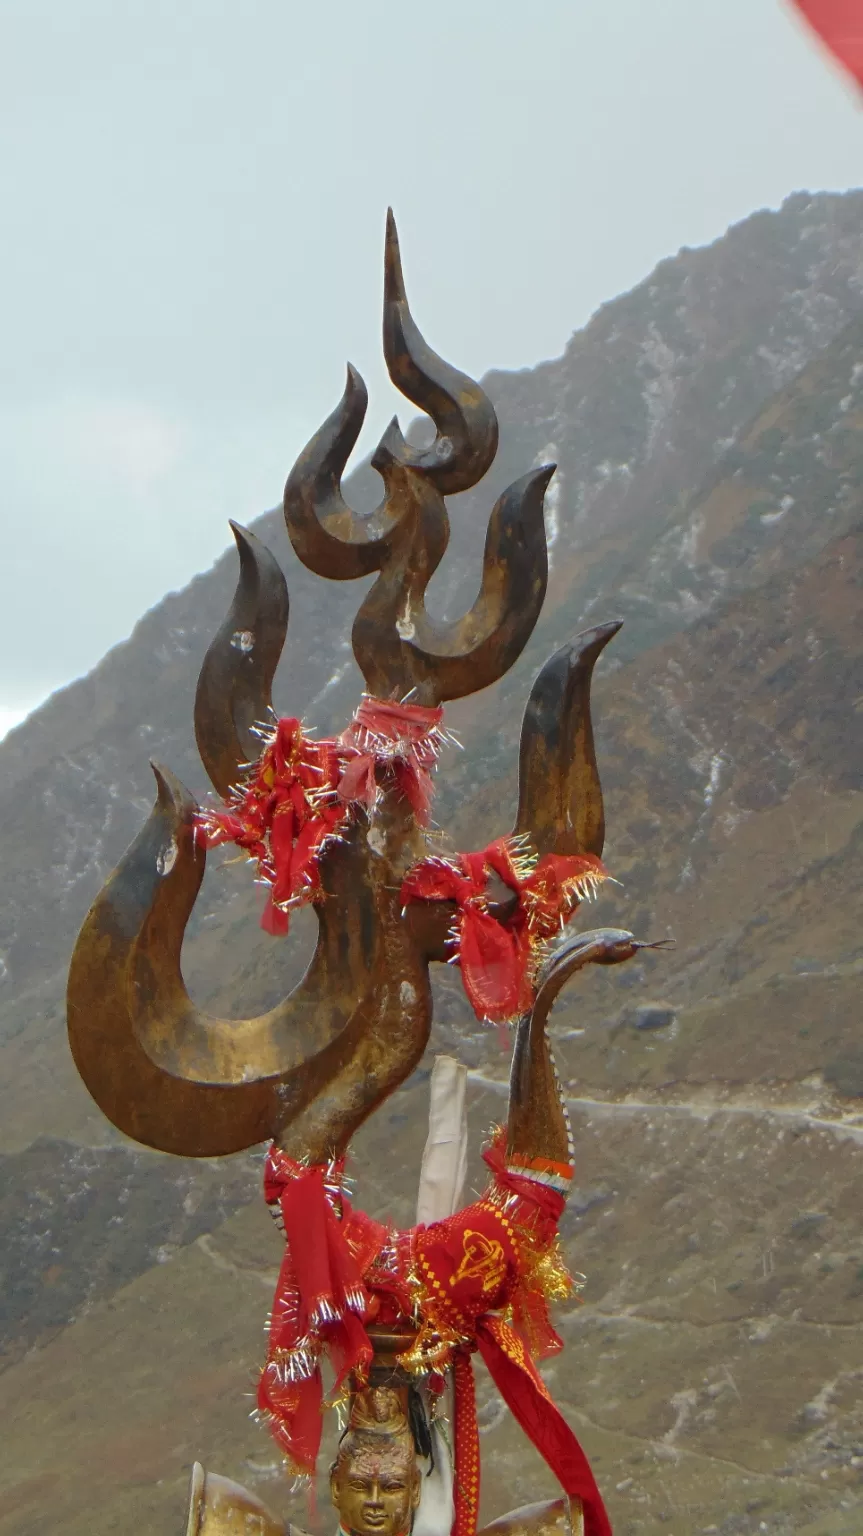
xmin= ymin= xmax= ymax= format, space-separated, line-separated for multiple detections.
xmin=415 ymin=1054 xmax=469 ymax=1226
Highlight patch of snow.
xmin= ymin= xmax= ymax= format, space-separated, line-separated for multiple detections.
xmin=532 ymin=442 xmax=560 ymax=563
xmin=156 ymin=838 xmax=178 ymax=877
xmin=641 ymin=324 xmax=678 ymax=457
xmin=761 ymin=494 xmax=794 ymax=526
xmin=702 ymin=752 xmax=724 ymax=808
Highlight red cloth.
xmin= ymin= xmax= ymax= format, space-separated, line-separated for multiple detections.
xmin=476 ymin=1318 xmax=611 ymax=1536
xmin=791 ymin=1 xmax=863 ymax=89
xmin=401 ymin=839 xmax=610 ymax=1023
xmin=340 ymin=696 xmax=445 ymax=823
xmin=259 ymin=1142 xmax=612 ymax=1536
xmin=197 ymin=698 xmax=445 ymax=933
xmin=257 ymin=1149 xmax=387 ymax=1475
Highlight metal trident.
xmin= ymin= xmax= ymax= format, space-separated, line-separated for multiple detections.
xmin=66 ymin=212 xmax=621 ymax=1165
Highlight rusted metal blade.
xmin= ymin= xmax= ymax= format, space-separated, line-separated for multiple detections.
xmin=514 ymin=620 xmax=622 ymax=859
xmin=66 ymin=763 xmax=432 ymax=1161
xmin=194 ymin=522 xmax=289 ymax=797
xmin=375 ymin=207 xmax=499 ymax=495
xmin=354 ymin=464 xmax=552 ymax=704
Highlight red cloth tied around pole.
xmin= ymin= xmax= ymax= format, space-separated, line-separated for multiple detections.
xmin=259 ymin=1144 xmax=610 ymax=1533
xmin=791 ymin=1 xmax=863 ymax=90
xmin=198 ymin=717 xmax=344 ymax=935
xmin=411 ymin=1181 xmax=608 ymax=1536
xmin=258 ymin=1150 xmax=386 ymax=1475
xmin=196 ymin=698 xmax=447 ymax=933
xmin=339 ymin=696 xmax=446 ymax=823
xmin=401 ymin=838 xmax=611 ymax=1023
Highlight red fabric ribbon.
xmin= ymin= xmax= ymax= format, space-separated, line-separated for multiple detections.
xmin=257 ymin=1149 xmax=386 ymax=1475
xmin=340 ymin=696 xmax=446 ymax=824
xmin=410 ymin=1162 xmax=609 ymax=1536
xmin=449 ymin=1320 xmax=612 ymax=1536
xmin=791 ymin=1 xmax=863 ymax=90
xmin=475 ymin=1318 xmax=612 ymax=1536
xmin=401 ymin=838 xmax=610 ymax=1023
xmin=197 ymin=697 xmax=445 ymax=934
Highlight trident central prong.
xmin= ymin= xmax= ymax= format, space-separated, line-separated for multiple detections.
xmin=374 ymin=206 xmax=499 ymax=494
xmin=286 ymin=211 xmax=552 ymax=702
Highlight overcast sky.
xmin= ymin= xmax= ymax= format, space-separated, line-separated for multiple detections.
xmin=1 ymin=0 xmax=861 ymax=736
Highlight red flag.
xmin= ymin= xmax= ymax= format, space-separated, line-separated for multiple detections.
xmin=791 ymin=1 xmax=863 ymax=90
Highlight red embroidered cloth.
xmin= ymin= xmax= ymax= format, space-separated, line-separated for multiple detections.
xmin=258 ymin=1143 xmax=611 ymax=1536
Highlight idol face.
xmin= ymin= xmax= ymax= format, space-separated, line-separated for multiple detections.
xmin=330 ymin=1430 xmax=420 ymax=1536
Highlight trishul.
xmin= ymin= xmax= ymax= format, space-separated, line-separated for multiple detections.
xmin=66 ymin=210 xmax=621 ymax=1165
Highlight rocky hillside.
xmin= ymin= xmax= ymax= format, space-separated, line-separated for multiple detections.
xmin=1 ymin=190 xmax=862 ymax=1536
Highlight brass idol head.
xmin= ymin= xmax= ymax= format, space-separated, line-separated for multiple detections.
xmin=330 ymin=1387 xmax=421 ymax=1536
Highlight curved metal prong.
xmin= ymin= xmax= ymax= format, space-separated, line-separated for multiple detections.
xmin=194 ymin=522 xmax=289 ymax=797
xmin=67 ymin=763 xmax=432 ymax=1161
xmin=284 ymin=365 xmax=411 ymax=580
xmin=354 ymin=465 xmax=552 ymax=703
xmin=374 ymin=208 xmax=499 ymax=495
xmin=514 ymin=620 xmax=622 ymax=859
xmin=284 ymin=212 xmax=501 ymax=586
xmin=507 ymin=928 xmax=644 ymax=1167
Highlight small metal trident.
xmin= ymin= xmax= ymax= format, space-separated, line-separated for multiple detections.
xmin=66 ymin=211 xmax=622 ymax=1166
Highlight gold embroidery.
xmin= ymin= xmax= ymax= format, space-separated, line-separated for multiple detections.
xmin=450 ymin=1229 xmax=507 ymax=1294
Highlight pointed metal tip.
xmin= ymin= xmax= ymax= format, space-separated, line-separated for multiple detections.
xmin=149 ymin=760 xmax=197 ymax=819
xmin=228 ymin=519 xmax=254 ymax=553
xmin=339 ymin=362 xmax=369 ymax=421
xmin=384 ymin=208 xmax=406 ymax=304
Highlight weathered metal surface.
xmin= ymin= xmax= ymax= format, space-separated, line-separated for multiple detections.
xmin=480 ymin=1499 xmax=584 ymax=1536
xmin=284 ymin=210 xmax=551 ymax=705
xmin=514 ymin=622 xmax=622 ymax=859
xmin=66 ymin=209 xmax=621 ymax=1166
xmin=379 ymin=208 xmax=499 ymax=495
xmin=506 ymin=929 xmax=652 ymax=1173
xmin=185 ymin=1463 xmax=285 ymax=1536
xmin=194 ymin=521 xmax=289 ymax=797
xmin=67 ymin=764 xmax=431 ymax=1161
